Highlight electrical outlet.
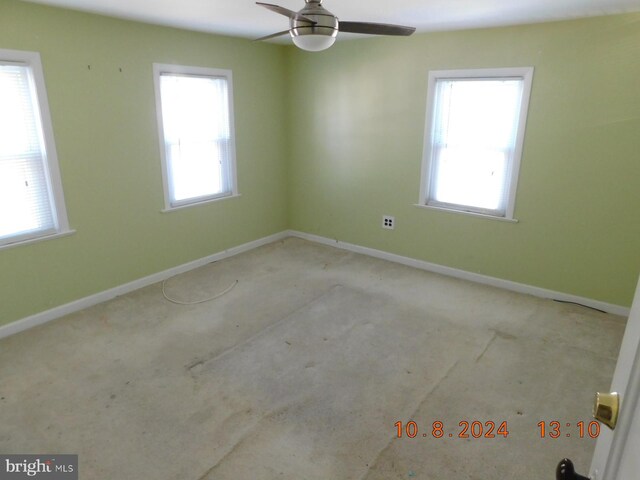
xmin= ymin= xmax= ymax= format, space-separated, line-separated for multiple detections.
xmin=382 ymin=215 xmax=395 ymax=230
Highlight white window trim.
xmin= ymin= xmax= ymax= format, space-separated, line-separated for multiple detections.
xmin=418 ymin=67 xmax=534 ymax=221
xmin=0 ymin=230 xmax=76 ymax=252
xmin=160 ymin=193 xmax=241 ymax=214
xmin=152 ymin=63 xmax=239 ymax=211
xmin=413 ymin=203 xmax=519 ymax=223
xmin=0 ymin=48 xmax=71 ymax=249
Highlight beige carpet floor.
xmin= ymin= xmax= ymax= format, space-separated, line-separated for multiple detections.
xmin=0 ymin=237 xmax=626 ymax=479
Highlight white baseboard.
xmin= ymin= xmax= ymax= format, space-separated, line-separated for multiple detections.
xmin=287 ymin=230 xmax=630 ymax=317
xmin=1 ymin=228 xmax=629 ymax=340
xmin=0 ymin=231 xmax=289 ymax=340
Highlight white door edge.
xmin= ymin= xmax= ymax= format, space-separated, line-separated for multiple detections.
xmin=590 ymin=276 xmax=640 ymax=480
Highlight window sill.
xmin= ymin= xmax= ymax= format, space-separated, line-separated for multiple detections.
xmin=161 ymin=193 xmax=241 ymax=213
xmin=413 ymin=204 xmax=519 ymax=223
xmin=0 ymin=229 xmax=76 ymax=252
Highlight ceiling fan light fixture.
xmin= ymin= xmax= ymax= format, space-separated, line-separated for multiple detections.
xmin=290 ymin=27 xmax=337 ymax=52
xmin=291 ymin=34 xmax=336 ymax=52
xmin=289 ymin=0 xmax=339 ymax=52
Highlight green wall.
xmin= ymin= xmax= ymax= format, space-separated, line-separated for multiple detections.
xmin=287 ymin=14 xmax=640 ymax=307
xmin=1 ymin=1 xmax=639 ymax=327
xmin=0 ymin=0 xmax=289 ymax=325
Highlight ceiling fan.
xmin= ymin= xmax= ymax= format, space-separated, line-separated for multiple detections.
xmin=255 ymin=0 xmax=416 ymax=52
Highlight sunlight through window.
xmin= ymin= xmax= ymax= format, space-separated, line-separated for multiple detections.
xmin=0 ymin=52 xmax=68 ymax=246
xmin=421 ymin=68 xmax=533 ymax=219
xmin=155 ymin=66 xmax=237 ymax=209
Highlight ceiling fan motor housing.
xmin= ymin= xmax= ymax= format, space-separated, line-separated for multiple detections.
xmin=290 ymin=0 xmax=338 ymax=40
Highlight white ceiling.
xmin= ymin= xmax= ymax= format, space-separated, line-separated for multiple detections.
xmin=24 ymin=0 xmax=640 ymax=43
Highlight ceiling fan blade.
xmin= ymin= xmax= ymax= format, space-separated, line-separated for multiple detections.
xmin=256 ymin=2 xmax=316 ymax=24
xmin=339 ymin=21 xmax=416 ymax=36
xmin=254 ymin=30 xmax=291 ymax=42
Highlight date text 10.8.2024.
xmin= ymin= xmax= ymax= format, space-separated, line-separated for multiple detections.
xmin=395 ymin=420 xmax=509 ymax=439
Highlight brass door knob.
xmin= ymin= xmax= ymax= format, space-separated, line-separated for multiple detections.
xmin=593 ymin=392 xmax=619 ymax=429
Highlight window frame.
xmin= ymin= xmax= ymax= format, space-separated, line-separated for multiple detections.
xmin=0 ymin=48 xmax=71 ymax=250
xmin=418 ymin=67 xmax=534 ymax=220
xmin=152 ymin=63 xmax=239 ymax=211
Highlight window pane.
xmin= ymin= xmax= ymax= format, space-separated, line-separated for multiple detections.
xmin=429 ymin=77 xmax=524 ymax=214
xmin=432 ymin=147 xmax=508 ymax=211
xmin=0 ymin=64 xmax=55 ymax=241
xmin=159 ymin=74 xmax=231 ymax=204
xmin=167 ymin=142 xmax=222 ymax=201
xmin=434 ymin=79 xmax=522 ymax=150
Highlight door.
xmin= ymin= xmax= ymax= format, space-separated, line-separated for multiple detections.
xmin=589 ymin=276 xmax=640 ymax=480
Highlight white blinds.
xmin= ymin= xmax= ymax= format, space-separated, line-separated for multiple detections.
xmin=0 ymin=63 xmax=56 ymax=243
xmin=159 ymin=73 xmax=232 ymax=206
xmin=429 ymin=78 xmax=524 ymax=215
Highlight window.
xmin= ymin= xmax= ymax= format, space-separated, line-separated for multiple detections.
xmin=0 ymin=49 xmax=70 ymax=248
xmin=419 ymin=68 xmax=533 ymax=219
xmin=153 ymin=64 xmax=238 ymax=210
